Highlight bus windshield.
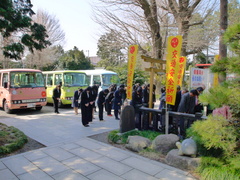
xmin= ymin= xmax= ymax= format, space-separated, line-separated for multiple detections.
xmin=10 ymin=72 xmax=45 ymax=88
xmin=102 ymin=74 xmax=120 ymax=86
xmin=63 ymin=72 xmax=87 ymax=86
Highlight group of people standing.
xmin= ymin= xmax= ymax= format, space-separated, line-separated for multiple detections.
xmin=158 ymin=85 xmax=204 ymax=137
xmin=52 ymin=83 xmax=204 ymax=135
xmin=130 ymin=83 xmax=156 ymax=130
xmin=71 ymin=84 xmax=126 ymax=127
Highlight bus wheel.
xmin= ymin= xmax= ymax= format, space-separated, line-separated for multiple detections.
xmin=35 ymin=106 xmax=42 ymax=111
xmin=4 ymin=101 xmax=12 ymax=114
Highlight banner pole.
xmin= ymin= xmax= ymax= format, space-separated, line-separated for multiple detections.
xmin=165 ymin=102 xmax=169 ymax=134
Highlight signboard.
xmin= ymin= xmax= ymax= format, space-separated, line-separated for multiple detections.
xmin=166 ymin=36 xmax=182 ymax=105
xmin=126 ymin=45 xmax=138 ymax=100
xmin=190 ymin=67 xmax=214 ymax=91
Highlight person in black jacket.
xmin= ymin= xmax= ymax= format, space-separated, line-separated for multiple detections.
xmin=130 ymin=86 xmax=143 ymax=130
xmin=72 ymin=88 xmax=82 ymax=115
xmin=80 ymin=86 xmax=94 ymax=127
xmin=91 ymin=85 xmax=99 ymax=119
xmin=142 ymin=83 xmax=156 ymax=108
xmin=52 ymin=84 xmax=61 ymax=114
xmin=105 ymin=86 xmax=115 ymax=116
xmin=97 ymin=89 xmax=109 ymax=121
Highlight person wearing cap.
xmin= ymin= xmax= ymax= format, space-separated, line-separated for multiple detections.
xmin=177 ymin=89 xmax=199 ymax=137
xmin=195 ymin=86 xmax=204 ymax=113
xmin=52 ymin=84 xmax=61 ymax=114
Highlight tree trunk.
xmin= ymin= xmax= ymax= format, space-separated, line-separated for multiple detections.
xmin=218 ymin=0 xmax=228 ymax=83
xmin=139 ymin=0 xmax=162 ymax=59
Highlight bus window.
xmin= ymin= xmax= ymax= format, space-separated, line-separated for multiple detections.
xmin=102 ymin=74 xmax=120 ymax=86
xmin=47 ymin=74 xmax=53 ymax=86
xmin=10 ymin=72 xmax=45 ymax=87
xmin=3 ymin=73 xmax=8 ymax=87
xmin=35 ymin=73 xmax=45 ymax=86
xmin=86 ymin=75 xmax=91 ymax=86
xmin=64 ymin=72 xmax=87 ymax=86
xmin=55 ymin=74 xmax=62 ymax=86
xmin=93 ymin=75 xmax=101 ymax=86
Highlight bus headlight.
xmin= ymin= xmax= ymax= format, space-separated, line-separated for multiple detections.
xmin=65 ymin=97 xmax=73 ymax=100
xmin=12 ymin=100 xmax=22 ymax=104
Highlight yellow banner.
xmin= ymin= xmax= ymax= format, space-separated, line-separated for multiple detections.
xmin=213 ymin=55 xmax=219 ymax=87
xmin=166 ymin=36 xmax=182 ymax=105
xmin=176 ymin=56 xmax=186 ymax=86
xmin=127 ymin=45 xmax=138 ymax=100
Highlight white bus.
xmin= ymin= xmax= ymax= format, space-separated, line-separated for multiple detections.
xmin=80 ymin=69 xmax=120 ymax=92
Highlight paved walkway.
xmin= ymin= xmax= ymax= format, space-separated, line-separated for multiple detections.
xmin=0 ymin=106 xmax=196 ymax=180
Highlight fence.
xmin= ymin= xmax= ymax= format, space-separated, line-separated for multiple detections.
xmin=139 ymin=106 xmax=207 ymax=135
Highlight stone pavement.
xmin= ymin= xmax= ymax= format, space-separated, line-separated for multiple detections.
xmin=0 ymin=106 xmax=196 ymax=180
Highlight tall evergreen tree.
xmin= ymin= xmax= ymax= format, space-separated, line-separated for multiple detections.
xmin=96 ymin=30 xmax=126 ymax=69
xmin=0 ymin=0 xmax=50 ymax=59
xmin=59 ymin=46 xmax=94 ymax=70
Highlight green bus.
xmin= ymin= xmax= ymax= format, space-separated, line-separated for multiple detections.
xmin=43 ymin=70 xmax=88 ymax=106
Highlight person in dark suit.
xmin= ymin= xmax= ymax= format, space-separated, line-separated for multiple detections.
xmin=97 ymin=89 xmax=109 ymax=121
xmin=177 ymin=89 xmax=199 ymax=137
xmin=52 ymin=84 xmax=61 ymax=114
xmin=112 ymin=87 xmax=124 ymax=120
xmin=130 ymin=86 xmax=143 ymax=130
xmin=80 ymin=86 xmax=93 ymax=127
xmin=72 ymin=88 xmax=83 ymax=115
xmin=105 ymin=86 xmax=114 ymax=116
xmin=142 ymin=84 xmax=156 ymax=108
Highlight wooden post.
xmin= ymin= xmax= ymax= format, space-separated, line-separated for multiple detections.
xmin=141 ymin=55 xmax=165 ymax=125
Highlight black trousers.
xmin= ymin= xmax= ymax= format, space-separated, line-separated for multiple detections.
xmin=53 ymin=98 xmax=59 ymax=113
xmin=98 ymin=103 xmax=104 ymax=120
xmin=81 ymin=105 xmax=92 ymax=125
xmin=106 ymin=102 xmax=112 ymax=115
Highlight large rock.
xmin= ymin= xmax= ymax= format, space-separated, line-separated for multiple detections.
xmin=125 ymin=136 xmax=151 ymax=152
xmin=151 ymin=134 xmax=179 ymax=155
xmin=166 ymin=149 xmax=200 ymax=171
xmin=120 ymin=105 xmax=135 ymax=133
xmin=176 ymin=138 xmax=197 ymax=157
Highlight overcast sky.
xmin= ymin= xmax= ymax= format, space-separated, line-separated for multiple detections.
xmin=31 ymin=0 xmax=100 ymax=57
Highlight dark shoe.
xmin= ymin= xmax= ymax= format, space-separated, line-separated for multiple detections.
xmin=115 ymin=118 xmax=120 ymax=120
xmin=100 ymin=119 xmax=104 ymax=121
xmin=56 ymin=112 xmax=60 ymax=114
xmin=84 ymin=124 xmax=89 ymax=127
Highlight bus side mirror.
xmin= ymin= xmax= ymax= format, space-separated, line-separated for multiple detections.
xmin=4 ymin=82 xmax=8 ymax=88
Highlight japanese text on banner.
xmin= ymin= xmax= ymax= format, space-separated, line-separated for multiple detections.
xmin=127 ymin=45 xmax=138 ymax=100
xmin=166 ymin=36 xmax=182 ymax=105
xmin=176 ymin=56 xmax=186 ymax=86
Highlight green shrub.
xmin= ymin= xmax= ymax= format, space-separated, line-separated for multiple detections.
xmin=187 ymin=115 xmax=240 ymax=180
xmin=187 ymin=115 xmax=238 ymax=157
xmin=198 ymin=157 xmax=240 ymax=180
xmin=107 ymin=130 xmax=121 ymax=143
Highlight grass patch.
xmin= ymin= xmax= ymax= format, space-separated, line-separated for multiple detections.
xmin=108 ymin=129 xmax=161 ymax=144
xmin=0 ymin=123 xmax=28 ymax=155
xmin=198 ymin=156 xmax=240 ymax=180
